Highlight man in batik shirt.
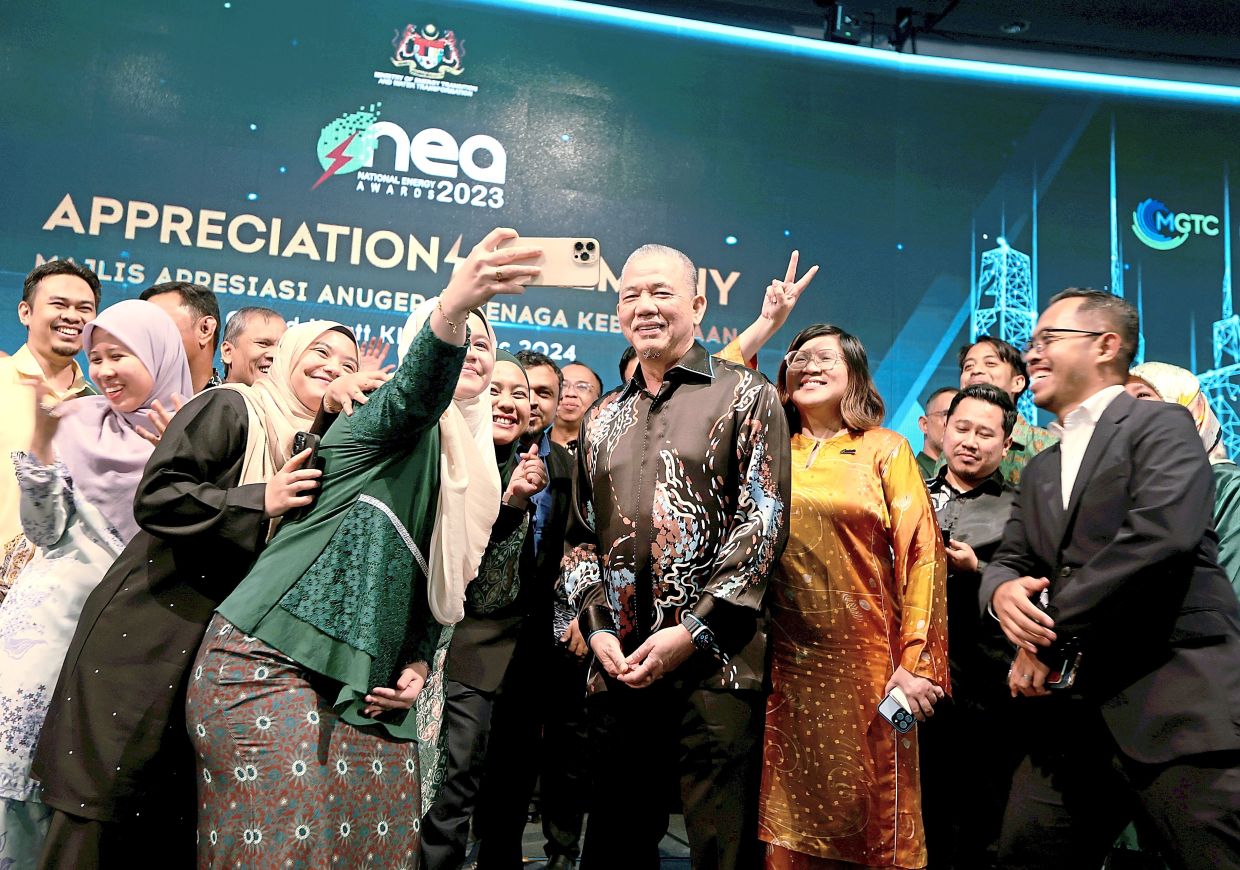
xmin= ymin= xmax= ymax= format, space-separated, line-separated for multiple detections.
xmin=559 ymin=243 xmax=790 ymax=870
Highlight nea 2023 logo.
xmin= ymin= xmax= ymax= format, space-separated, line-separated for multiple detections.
xmin=313 ymin=105 xmax=506 ymax=210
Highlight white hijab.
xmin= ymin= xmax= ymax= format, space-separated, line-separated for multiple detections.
xmin=399 ymin=299 xmax=502 ymax=624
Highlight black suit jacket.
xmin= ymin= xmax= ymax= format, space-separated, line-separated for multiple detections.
xmin=980 ymin=390 xmax=1240 ymax=763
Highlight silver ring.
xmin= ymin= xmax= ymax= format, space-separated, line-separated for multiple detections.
xmin=1022 ymin=673 xmax=1033 ymax=681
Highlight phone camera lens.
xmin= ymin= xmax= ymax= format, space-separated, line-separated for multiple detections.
xmin=586 ymin=241 xmax=596 ymax=251
xmin=574 ymin=241 xmax=584 ymax=251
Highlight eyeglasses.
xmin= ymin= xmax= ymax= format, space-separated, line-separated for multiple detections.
xmin=561 ymin=380 xmax=599 ymax=395
xmin=784 ymin=350 xmax=843 ymax=372
xmin=1021 ymin=328 xmax=1106 ymax=355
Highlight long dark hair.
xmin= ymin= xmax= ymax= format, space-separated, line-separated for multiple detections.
xmin=777 ymin=323 xmax=885 ymax=433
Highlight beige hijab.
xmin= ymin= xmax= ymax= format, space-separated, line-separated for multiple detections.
xmin=398 ymin=299 xmax=502 ymax=625
xmin=219 ymin=320 xmax=355 ymax=486
xmin=1130 ymin=361 xmax=1231 ymax=465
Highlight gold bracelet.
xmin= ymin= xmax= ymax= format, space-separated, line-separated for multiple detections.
xmin=436 ymin=297 xmax=461 ymax=333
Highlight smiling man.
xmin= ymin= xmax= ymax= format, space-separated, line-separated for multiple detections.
xmin=0 ymin=260 xmax=101 ymax=598
xmin=560 ymin=243 xmax=790 ymax=869
xmin=919 ymin=383 xmax=1021 ymax=868
xmin=981 ymin=289 xmax=1240 ymax=869
xmin=956 ymin=336 xmax=1057 ymax=486
xmin=220 ymin=307 xmax=287 ymax=386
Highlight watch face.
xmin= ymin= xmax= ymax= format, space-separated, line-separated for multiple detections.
xmin=697 ymin=630 xmax=715 ymax=650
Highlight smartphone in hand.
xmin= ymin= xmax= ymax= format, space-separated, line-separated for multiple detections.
xmin=284 ymin=431 xmax=322 ymax=522
xmin=878 ymin=686 xmax=917 ymax=733
xmin=496 ymin=236 xmax=601 ymax=288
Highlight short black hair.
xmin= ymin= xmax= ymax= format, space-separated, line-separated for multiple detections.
xmin=957 ymin=336 xmax=1029 ymax=398
xmin=619 ymin=346 xmax=637 ymax=383
xmin=924 ymin=386 xmax=958 ymax=409
xmin=515 ymin=349 xmax=562 ymax=389
xmin=1047 ymin=287 xmax=1141 ymax=369
xmin=947 ymin=383 xmax=1017 ymax=437
xmin=564 ymin=361 xmax=603 ymax=393
xmin=23 ymin=260 xmax=102 ymax=306
xmin=141 ymin=282 xmax=221 ymax=351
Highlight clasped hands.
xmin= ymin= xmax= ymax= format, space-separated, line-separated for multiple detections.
xmin=589 ymin=625 xmax=696 ymax=689
xmin=992 ymin=576 xmax=1057 ymax=698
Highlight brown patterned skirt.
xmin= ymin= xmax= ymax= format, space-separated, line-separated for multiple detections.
xmin=185 ymin=614 xmax=422 ymax=869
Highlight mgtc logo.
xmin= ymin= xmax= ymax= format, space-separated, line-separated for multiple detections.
xmin=392 ymin=23 xmax=463 ymax=79
xmin=1131 ymin=198 xmax=1219 ymax=251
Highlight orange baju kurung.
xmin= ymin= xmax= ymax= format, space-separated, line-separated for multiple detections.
xmin=759 ymin=429 xmax=949 ymax=869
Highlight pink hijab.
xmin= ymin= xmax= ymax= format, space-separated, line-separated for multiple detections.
xmin=54 ymin=299 xmax=193 ymax=543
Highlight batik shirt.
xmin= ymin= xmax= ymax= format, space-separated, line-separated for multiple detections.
xmin=560 ymin=342 xmax=791 ymax=692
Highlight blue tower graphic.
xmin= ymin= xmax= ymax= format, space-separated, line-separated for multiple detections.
xmin=1197 ymin=164 xmax=1240 ymax=458
xmin=971 ymin=180 xmax=1039 ymax=421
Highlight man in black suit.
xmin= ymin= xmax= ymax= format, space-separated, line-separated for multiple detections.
xmin=980 ymin=288 xmax=1240 ymax=869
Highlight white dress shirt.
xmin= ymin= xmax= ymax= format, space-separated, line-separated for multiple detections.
xmin=1047 ymin=384 xmax=1126 ymax=509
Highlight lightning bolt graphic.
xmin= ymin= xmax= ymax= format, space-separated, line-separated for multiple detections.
xmin=311 ymin=132 xmax=357 ymax=190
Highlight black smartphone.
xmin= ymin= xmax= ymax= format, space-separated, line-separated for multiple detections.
xmin=284 ymin=431 xmax=322 ymax=522
xmin=1046 ymin=643 xmax=1083 ymax=690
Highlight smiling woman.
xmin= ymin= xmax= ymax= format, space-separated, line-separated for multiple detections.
xmin=0 ymin=299 xmax=191 ymax=867
xmin=760 ymin=322 xmax=948 ymax=870
xmin=27 ymin=318 xmax=357 ymax=867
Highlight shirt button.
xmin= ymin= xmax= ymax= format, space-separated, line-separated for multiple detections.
xmin=1060 ymin=567 xmax=1071 ymax=577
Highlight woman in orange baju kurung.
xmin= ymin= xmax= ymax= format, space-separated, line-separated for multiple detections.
xmin=759 ymin=323 xmax=949 ymax=870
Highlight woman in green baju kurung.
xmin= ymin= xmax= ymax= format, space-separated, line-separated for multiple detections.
xmin=185 ymin=229 xmax=544 ymax=869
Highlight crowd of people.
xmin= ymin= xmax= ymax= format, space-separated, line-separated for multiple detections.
xmin=0 ymin=228 xmax=1237 ymax=870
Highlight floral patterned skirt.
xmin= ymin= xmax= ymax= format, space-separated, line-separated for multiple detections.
xmin=186 ymin=614 xmax=423 ymax=869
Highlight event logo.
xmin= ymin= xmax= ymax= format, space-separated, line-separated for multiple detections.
xmin=392 ymin=23 xmax=463 ymax=78
xmin=1131 ymin=198 xmax=1220 ymax=251
xmin=313 ymin=106 xmax=507 ymax=209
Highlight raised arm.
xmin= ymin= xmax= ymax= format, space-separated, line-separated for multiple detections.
xmin=726 ymin=250 xmax=819 ymax=364
xmin=349 ymin=228 xmax=545 ymax=445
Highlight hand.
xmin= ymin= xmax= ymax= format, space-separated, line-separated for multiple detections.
xmin=357 ymin=338 xmax=394 ymax=373
xmin=588 ymin=631 xmax=629 ymax=678
xmin=945 ymin=539 xmax=978 ymax=573
xmin=505 ymin=445 xmax=546 ymax=500
xmin=263 ymin=448 xmax=322 ymax=518
xmin=25 ymin=378 xmax=65 ymax=464
xmin=1008 ymin=648 xmax=1051 ymax=698
xmin=991 ymin=576 xmax=1057 ymax=652
xmin=617 ymin=625 xmax=696 ymax=689
xmin=884 ymin=665 xmax=945 ymax=721
xmin=135 ymin=394 xmax=187 ymax=445
xmin=560 ymin=617 xmax=588 ymax=658
xmin=760 ymin=250 xmax=819 ymax=331
xmin=322 ymin=370 xmax=392 ymax=416
xmin=437 ymin=228 xmax=543 ymax=332
xmin=363 ymin=662 xmax=428 ymax=716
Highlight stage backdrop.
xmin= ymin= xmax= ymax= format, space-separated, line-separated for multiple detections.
xmin=2 ymin=0 xmax=1239 ymax=447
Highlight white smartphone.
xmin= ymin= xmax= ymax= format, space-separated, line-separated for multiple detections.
xmin=878 ymin=686 xmax=917 ymax=733
xmin=497 ymin=236 xmax=601 ymax=288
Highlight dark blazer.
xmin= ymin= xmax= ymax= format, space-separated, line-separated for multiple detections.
xmin=980 ymin=390 xmax=1240 ymax=764
xmin=445 ymin=438 xmax=576 ymax=693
